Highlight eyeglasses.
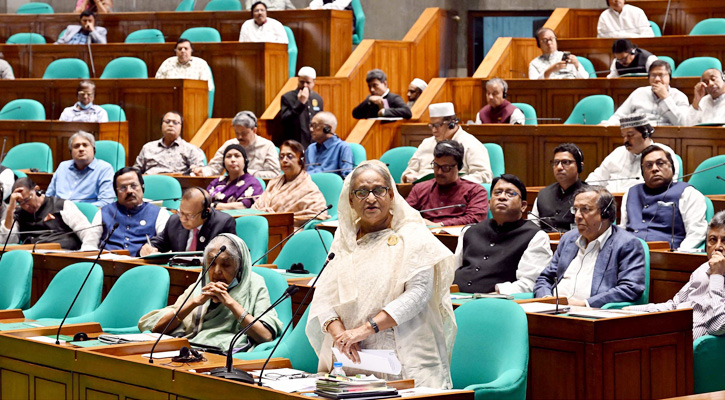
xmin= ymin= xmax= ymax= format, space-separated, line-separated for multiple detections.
xmin=279 ymin=153 xmax=297 ymax=161
xmin=163 ymin=119 xmax=182 ymax=126
xmin=615 ymin=54 xmax=632 ymax=63
xmin=570 ymin=206 xmax=598 ymax=215
xmin=352 ymin=186 xmax=389 ymax=200
xmin=549 ymin=159 xmax=576 ymax=167
xmin=177 ymin=210 xmax=202 ymax=220
xmin=431 ymin=162 xmax=457 ymax=173
xmin=427 ymin=121 xmax=446 ymax=130
xmin=309 ymin=122 xmax=328 ymax=130
xmin=492 ymin=189 xmax=519 ymax=199
xmin=77 ymin=91 xmax=94 ymax=97
xmin=540 ymin=37 xmax=556 ymax=43
xmin=642 ymin=159 xmax=670 ymax=171
xmin=117 ymin=183 xmax=140 ymax=193
xmin=17 ymin=194 xmax=33 ymax=206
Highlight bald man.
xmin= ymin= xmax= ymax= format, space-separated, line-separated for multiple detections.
xmin=304 ymin=111 xmax=354 ymax=178
xmin=687 ymin=68 xmax=725 ymax=126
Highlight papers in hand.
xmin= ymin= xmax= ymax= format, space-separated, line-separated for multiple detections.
xmin=331 ymin=347 xmax=402 ymax=375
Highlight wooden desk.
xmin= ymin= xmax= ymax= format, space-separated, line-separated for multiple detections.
xmin=527 ymin=186 xmax=625 ymax=223
xmin=26 ymin=173 xmax=216 ymax=192
xmin=650 ymin=250 xmax=707 ymax=303
xmin=708 ymin=195 xmax=725 ymax=214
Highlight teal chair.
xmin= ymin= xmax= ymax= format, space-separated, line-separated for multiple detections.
xmin=23 ymin=263 xmax=103 ymax=319
xmin=204 ymin=0 xmax=241 ymax=11
xmin=99 ymin=104 xmax=127 ymax=122
xmin=512 ymin=102 xmax=537 ymax=126
xmin=380 ymin=146 xmax=417 ymax=183
xmin=2 ymin=143 xmax=53 ymax=172
xmin=0 ymin=251 xmax=34 ymax=310
xmin=74 ymin=202 xmax=99 ymax=222
xmin=180 ymin=27 xmax=221 ymax=42
xmin=688 ymin=155 xmax=725 ymax=195
xmin=351 ymin=0 xmax=365 ymax=45
xmin=689 ymin=18 xmax=725 ymax=35
xmin=38 ymin=265 xmax=170 ymax=334
xmin=143 ymin=174 xmax=182 ymax=209
xmin=576 ymin=56 xmax=597 ymax=78
xmin=602 ymin=238 xmax=649 ymax=309
xmin=96 ymin=140 xmax=126 ymax=171
xmin=272 ymin=230 xmax=332 ymax=273
xmin=693 ymin=334 xmax=725 ymax=393
xmin=673 ymin=57 xmax=723 ymax=78
xmin=208 ymin=66 xmax=215 ymax=117
xmin=674 ymin=153 xmax=683 ymax=177
xmin=237 ymin=215 xmax=269 ymax=264
xmin=176 ymin=0 xmax=196 ymax=11
xmin=284 ymin=26 xmax=297 ymax=79
xmin=564 ymin=95 xmax=614 ymax=125
xmin=310 ymin=173 xmax=343 ymax=221
xmin=124 ymin=29 xmax=165 ymax=44
xmin=483 ymin=143 xmax=505 ymax=178
xmin=6 ymin=32 xmax=46 ymax=44
xmin=481 ymin=183 xmax=492 ymax=219
xmin=57 ymin=29 xmax=66 ymax=41
xmin=251 ymin=266 xmax=292 ymax=326
xmin=649 ymin=21 xmax=662 ymax=37
xmin=100 ymin=57 xmax=148 ymax=79
xmin=43 ymin=58 xmax=90 ymax=79
xmin=0 ymin=99 xmax=46 ymax=120
xmin=349 ymin=143 xmax=367 ymax=165
xmin=451 ymin=299 xmax=528 ymax=400
xmin=17 ymin=3 xmax=53 ymax=14
xmin=256 ymin=176 xmax=267 ymax=190
xmin=13 ymin=170 xmax=27 ymax=179
xmin=705 ymin=196 xmax=714 ymax=223
xmin=657 ymin=56 xmax=676 ymax=72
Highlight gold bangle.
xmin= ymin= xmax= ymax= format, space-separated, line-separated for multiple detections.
xmin=323 ymin=317 xmax=340 ymax=333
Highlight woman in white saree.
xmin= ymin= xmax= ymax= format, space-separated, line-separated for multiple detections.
xmin=305 ymin=160 xmax=457 ymax=388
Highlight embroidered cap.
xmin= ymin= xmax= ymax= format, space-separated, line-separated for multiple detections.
xmin=410 ymin=78 xmax=428 ymax=91
xmin=429 ymin=102 xmax=455 ymax=118
xmin=298 ymin=66 xmax=316 ymax=79
xmin=619 ymin=113 xmax=649 ymax=129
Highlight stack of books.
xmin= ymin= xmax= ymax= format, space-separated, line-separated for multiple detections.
xmin=315 ymin=374 xmax=400 ymax=399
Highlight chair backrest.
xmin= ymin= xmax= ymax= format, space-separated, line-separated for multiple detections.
xmin=17 ymin=2 xmax=53 ymax=14
xmin=636 ymin=238 xmax=650 ymax=304
xmin=176 ymin=0 xmax=196 ymax=11
xmin=208 ymin=66 xmax=215 ymax=118
xmin=481 ymin=183 xmax=492 ymax=219
xmin=693 ymin=334 xmax=725 ymax=393
xmin=43 ymin=58 xmax=90 ymax=79
xmin=74 ymin=202 xmax=99 ymax=222
xmin=99 ymin=104 xmax=127 ymax=122
xmin=351 ymin=0 xmax=365 ymax=45
xmin=689 ymin=155 xmax=725 ymax=195
xmin=23 ymin=263 xmax=103 ymax=319
xmin=705 ymin=196 xmax=714 ymax=223
xmin=272 ymin=230 xmax=332 ymax=273
xmin=237 ymin=215 xmax=269 ymax=264
xmin=564 ymin=95 xmax=614 ymax=125
xmin=348 ymin=143 xmax=367 ymax=165
xmin=2 ymin=142 xmax=53 ymax=172
xmin=57 ymin=29 xmax=66 ymax=41
xmin=204 ymin=0 xmax=241 ymax=11
xmin=451 ymin=299 xmax=528 ymax=398
xmin=576 ymin=56 xmax=597 ymax=78
xmin=0 ymin=99 xmax=46 ymax=121
xmin=649 ymin=21 xmax=662 ymax=36
xmin=95 ymin=140 xmax=126 ymax=171
xmin=6 ymin=32 xmax=46 ymax=44
xmin=689 ymin=18 xmax=725 ymax=35
xmin=0 ymin=251 xmax=34 ymax=310
xmin=100 ymin=57 xmax=148 ymax=79
xmin=657 ymin=56 xmax=676 ymax=72
xmin=673 ymin=57 xmax=723 ymax=78
xmin=252 ymin=266 xmax=292 ymax=326
xmin=256 ymin=176 xmax=267 ymax=190
xmin=125 ymin=29 xmax=165 ymax=44
xmin=310 ymin=173 xmax=343 ymax=220
xmin=674 ymin=153 xmax=683 ymax=177
xmin=379 ymin=146 xmax=417 ymax=183
xmin=142 ymin=174 xmax=182 ymax=209
xmin=284 ymin=26 xmax=298 ymax=78
xmin=280 ymin=307 xmax=318 ymax=372
xmin=483 ymin=143 xmax=505 ymax=178
xmin=512 ymin=102 xmax=537 ymax=126
xmin=180 ymin=27 xmax=221 ymax=43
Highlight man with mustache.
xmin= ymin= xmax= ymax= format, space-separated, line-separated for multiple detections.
xmin=687 ymin=68 xmax=725 ymax=126
xmin=92 ymin=167 xmax=169 ymax=256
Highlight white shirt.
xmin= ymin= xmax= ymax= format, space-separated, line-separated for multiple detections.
xmin=606 ymin=86 xmax=690 ymax=126
xmin=687 ymin=94 xmax=725 ymax=126
xmin=474 ymin=107 xmax=525 ymax=125
xmin=0 ymin=168 xmax=14 ymax=200
xmin=401 ymin=127 xmax=493 ymax=184
xmin=155 ymin=56 xmax=214 ymax=92
xmin=620 ymin=185 xmax=708 ymax=250
xmin=607 ymin=54 xmax=658 ymax=78
xmin=91 ymin=205 xmax=170 ymax=250
xmin=198 ymin=136 xmax=281 ymax=179
xmin=238 ymin=18 xmax=288 ymax=44
xmin=454 ymin=226 xmax=553 ymax=294
xmin=309 ymin=0 xmax=351 ymax=9
xmin=245 ymin=0 xmax=295 ymax=9
xmin=59 ymin=103 xmax=109 ymax=123
xmin=528 ymin=51 xmax=590 ymax=80
xmin=585 ymin=141 xmax=680 ymax=193
xmin=558 ymin=226 xmax=613 ymax=306
xmin=597 ymin=5 xmax=655 ymax=38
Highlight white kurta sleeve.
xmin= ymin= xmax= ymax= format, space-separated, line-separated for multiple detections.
xmin=620 ymin=190 xmax=630 ymax=228
xmin=60 ymin=201 xmax=101 ymax=251
xmin=510 ymin=108 xmax=525 ymax=125
xmin=156 ymin=208 xmax=170 ymax=234
xmin=659 ymin=90 xmax=690 ymax=125
xmin=382 ymin=268 xmax=434 ymax=325
xmin=496 ymin=230 xmax=553 ymax=294
xmin=678 ymin=186 xmax=708 ymax=250
xmin=528 ymin=60 xmax=543 ymax=80
xmin=530 ymin=198 xmax=541 ymax=227
xmin=0 ymin=168 xmax=14 ymax=200
xmin=607 ymin=59 xmax=619 ymax=79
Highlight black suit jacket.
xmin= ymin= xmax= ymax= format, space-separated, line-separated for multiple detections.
xmin=280 ymin=89 xmax=324 ymax=148
xmin=352 ymin=92 xmax=412 ymax=120
xmin=150 ymin=208 xmax=236 ymax=253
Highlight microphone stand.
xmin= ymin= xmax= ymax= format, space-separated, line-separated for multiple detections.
xmin=420 ymin=204 xmax=466 ymax=213
xmin=527 ymin=212 xmax=563 ymax=239
xmin=0 ymin=210 xmax=19 ymax=262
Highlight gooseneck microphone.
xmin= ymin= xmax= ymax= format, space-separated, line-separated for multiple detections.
xmin=31 ymin=223 xmax=104 ymax=252
xmin=0 ymin=208 xmax=20 ymax=263
xmin=55 ymin=222 xmax=118 ymax=344
xmin=717 ymin=176 xmax=725 ymax=184
xmin=586 ymin=176 xmax=641 ymax=183
xmin=527 ymin=211 xmax=562 ymax=238
xmin=420 ymin=204 xmax=466 ymax=213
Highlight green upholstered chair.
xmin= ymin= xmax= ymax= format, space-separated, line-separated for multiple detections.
xmin=649 ymin=21 xmax=662 ymax=36
xmin=43 ymin=58 xmax=90 ymax=79
xmin=100 ymin=57 xmax=148 ymax=79
xmin=237 ymin=215 xmax=269 ymax=264
xmin=272 ymin=230 xmax=333 ymax=273
xmin=512 ymin=102 xmax=537 ymax=126
xmin=0 ymin=251 xmax=34 ymax=310
xmin=657 ymin=56 xmax=676 ymax=72
xmin=180 ymin=27 xmax=221 ymax=42
xmin=564 ymin=95 xmax=614 ymax=125
xmin=693 ymin=334 xmax=725 ymax=393
xmin=674 ymin=153 xmax=683 ymax=178
xmin=602 ymin=238 xmax=650 ymax=309
xmin=208 ymin=66 xmax=215 ymax=117
xmin=176 ymin=0 xmax=196 ymax=11
xmin=6 ymin=32 xmax=46 ymax=44
xmin=351 ymin=0 xmax=365 ymax=45
xmin=143 ymin=174 xmax=182 ymax=209
xmin=23 ymin=263 xmax=103 ymax=319
xmin=38 ymin=265 xmax=170 ymax=334
xmin=349 ymin=143 xmax=367 ymax=165
xmin=57 ymin=29 xmax=67 ymax=41
xmin=310 ymin=172 xmax=343 ymax=221
xmin=95 ymin=140 xmax=126 ymax=171
xmin=688 ymin=155 xmax=725 ymax=195
xmin=251 ymin=266 xmax=292 ymax=326
xmin=2 ymin=142 xmax=53 ymax=172
xmin=705 ymin=196 xmax=714 ymax=222
xmin=204 ymin=0 xmax=241 ymax=11
xmin=673 ymin=57 xmax=723 ymax=78
xmin=74 ymin=202 xmax=99 ymax=223
xmin=576 ymin=56 xmax=597 ymax=78
xmin=99 ymin=104 xmax=127 ymax=122
xmin=256 ymin=176 xmax=267 ymax=190
xmin=124 ymin=29 xmax=165 ymax=43
xmin=0 ymin=99 xmax=46 ymax=120
xmin=481 ymin=183 xmax=492 ymax=219
xmin=483 ymin=143 xmax=505 ymax=178
xmin=380 ymin=146 xmax=417 ymax=183
xmin=451 ymin=299 xmax=529 ymax=400
xmin=284 ymin=26 xmax=298 ymax=78
xmin=17 ymin=3 xmax=53 ymax=14
xmin=689 ymin=18 xmax=725 ymax=35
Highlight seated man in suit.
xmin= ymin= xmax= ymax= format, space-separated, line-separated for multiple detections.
xmin=92 ymin=167 xmax=169 ymax=257
xmin=687 ymin=68 xmax=725 ymax=126
xmin=626 ymin=211 xmax=725 ymax=339
xmin=134 ymin=111 xmax=205 ymax=175
xmin=621 ymin=145 xmax=707 ymax=250
xmin=56 ymin=10 xmax=107 ymax=44
xmin=534 ymin=185 xmax=646 ymax=307
xmin=305 ymin=111 xmax=354 ymax=178
xmin=454 ymin=174 xmax=552 ymax=294
xmin=140 ymin=187 xmax=236 ymax=256
xmin=352 ymin=69 xmax=412 ymax=120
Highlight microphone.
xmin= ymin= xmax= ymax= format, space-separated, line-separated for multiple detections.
xmin=509 ymin=68 xmax=527 ymax=78
xmin=0 ymin=136 xmax=7 ymax=164
xmin=676 ymin=161 xmax=725 ymax=181
xmin=0 ymin=208 xmax=20 ymax=263
xmin=317 ymin=167 xmax=354 ymax=174
xmin=87 ymin=37 xmax=95 ymax=78
xmin=313 ymin=225 xmax=329 ymax=254
xmin=419 ymin=204 xmax=466 ymax=213
xmin=210 ymin=284 xmax=301 ymax=382
xmin=527 ymin=211 xmax=562 ymax=238
xmin=54 ymin=222 xmax=119 ymax=344
xmin=251 ymin=204 xmax=332 ymax=265
xmin=586 ymin=176 xmax=641 ymax=183
xmin=29 ymin=223 xmax=104 ymax=252
xmin=0 ymin=106 xmax=21 ymax=118
xmin=717 ymin=176 xmax=725 ymax=183
xmin=147 ymin=245 xmax=227 ymax=364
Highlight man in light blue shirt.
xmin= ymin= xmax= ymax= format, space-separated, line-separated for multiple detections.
xmin=46 ymin=131 xmax=115 ymax=207
xmin=304 ymin=111 xmax=354 ymax=178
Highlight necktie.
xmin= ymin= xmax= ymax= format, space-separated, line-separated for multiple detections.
xmin=189 ymin=228 xmax=199 ymax=251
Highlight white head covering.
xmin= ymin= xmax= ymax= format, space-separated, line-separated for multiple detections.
xmin=298 ymin=66 xmax=317 ymax=79
xmin=410 ymin=78 xmax=428 ymax=91
xmin=429 ymin=102 xmax=455 ymax=118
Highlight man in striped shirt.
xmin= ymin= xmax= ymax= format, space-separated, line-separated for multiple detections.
xmin=626 ymin=211 xmax=725 ymax=339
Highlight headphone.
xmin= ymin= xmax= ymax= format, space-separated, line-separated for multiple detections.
xmin=447 ymin=117 xmax=459 ymax=130
xmin=572 ymin=145 xmax=584 ymax=173
xmin=323 ymin=124 xmax=331 ymax=134
xmin=172 ymin=346 xmax=204 ymax=363
xmin=600 ymin=195 xmax=616 ymax=220
xmin=35 ymin=188 xmax=43 ymax=197
xmin=640 ymin=124 xmax=655 ymax=139
xmin=192 ymin=187 xmax=211 ymax=220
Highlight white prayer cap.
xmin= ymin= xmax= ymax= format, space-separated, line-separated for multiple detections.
xmin=298 ymin=66 xmax=317 ymax=79
xmin=429 ymin=102 xmax=455 ymax=118
xmin=410 ymin=78 xmax=427 ymax=91
xmin=620 ymin=113 xmax=649 ymax=129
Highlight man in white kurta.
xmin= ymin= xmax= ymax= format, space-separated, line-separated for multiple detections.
xmin=155 ymin=39 xmax=214 ymax=92
xmin=401 ymin=103 xmax=492 ymax=184
xmin=529 ymin=28 xmax=590 ymax=80
xmin=238 ymin=2 xmax=288 ymax=44
xmin=687 ymin=68 xmax=725 ymax=126
xmin=597 ymin=1 xmax=655 ymax=38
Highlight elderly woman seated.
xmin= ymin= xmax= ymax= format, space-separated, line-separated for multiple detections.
xmin=206 ymin=144 xmax=264 ymax=210
xmin=138 ymin=234 xmax=282 ymax=350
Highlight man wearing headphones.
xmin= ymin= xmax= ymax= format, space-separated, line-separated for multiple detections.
xmin=530 ymin=143 xmax=588 ymax=233
xmin=134 ymin=111 xmax=205 ymax=175
xmin=534 ymin=185 xmax=646 ymax=307
xmin=621 ymin=145 xmax=707 ymax=250
xmin=140 ymin=187 xmax=235 ymax=256
xmin=529 ymin=28 xmax=589 ymax=80
xmin=588 ymin=113 xmax=680 ymax=193
xmin=402 ymin=102 xmax=492 ymax=184
xmin=687 ymin=68 xmax=725 ymax=126
xmin=92 ymin=167 xmax=170 ymax=257
xmin=597 ymin=0 xmax=654 ymax=38
xmin=607 ymin=39 xmax=658 ymax=78
xmin=280 ymin=66 xmax=324 ymax=148
xmin=304 ymin=112 xmax=353 ymax=178
xmin=475 ymin=78 xmax=525 ymax=124
xmin=155 ymin=39 xmax=214 ymax=93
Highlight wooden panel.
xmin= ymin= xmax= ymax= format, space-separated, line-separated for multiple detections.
xmin=0 ymin=356 xmax=73 ymax=399
xmin=79 ymin=374 xmax=169 ymax=400
xmin=528 ymin=336 xmax=586 ymax=399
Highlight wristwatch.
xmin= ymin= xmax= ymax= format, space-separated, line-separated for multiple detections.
xmin=368 ymin=317 xmax=379 ymax=333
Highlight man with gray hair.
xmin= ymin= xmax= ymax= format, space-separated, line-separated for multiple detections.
xmin=305 ymin=111 xmax=353 ymax=178
xmin=59 ymin=80 xmax=108 ymax=123
xmin=192 ymin=111 xmax=280 ymax=179
xmin=352 ymin=69 xmax=412 ymax=120
xmin=46 ymin=131 xmax=114 ymax=207
xmin=280 ymin=66 xmax=323 ymax=147
xmin=475 ymin=78 xmax=525 ymax=125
